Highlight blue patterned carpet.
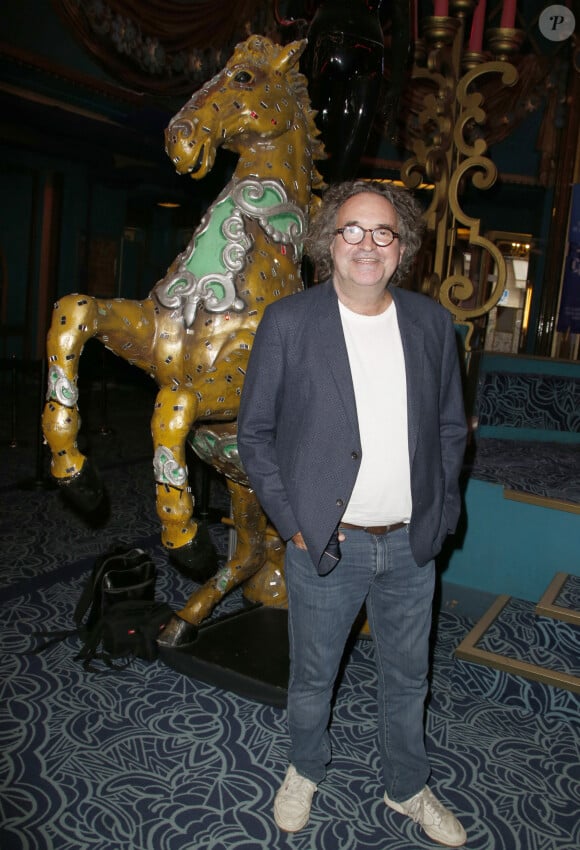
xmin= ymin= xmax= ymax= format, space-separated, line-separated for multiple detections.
xmin=469 ymin=438 xmax=580 ymax=504
xmin=1 ymin=371 xmax=579 ymax=850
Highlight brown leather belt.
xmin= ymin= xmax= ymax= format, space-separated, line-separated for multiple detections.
xmin=339 ymin=521 xmax=407 ymax=535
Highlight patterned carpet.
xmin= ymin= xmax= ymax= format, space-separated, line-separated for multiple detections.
xmin=469 ymin=438 xmax=580 ymax=504
xmin=1 ymin=368 xmax=579 ymax=850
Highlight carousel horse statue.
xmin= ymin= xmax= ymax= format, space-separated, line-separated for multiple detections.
xmin=42 ymin=35 xmax=326 ymax=646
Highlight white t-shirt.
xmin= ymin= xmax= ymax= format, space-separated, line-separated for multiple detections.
xmin=339 ymin=299 xmax=412 ymax=525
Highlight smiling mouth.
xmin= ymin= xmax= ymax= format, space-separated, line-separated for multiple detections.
xmin=189 ymin=144 xmax=205 ymax=174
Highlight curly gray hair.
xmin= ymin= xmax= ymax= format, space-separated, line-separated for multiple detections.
xmin=305 ymin=180 xmax=425 ymax=286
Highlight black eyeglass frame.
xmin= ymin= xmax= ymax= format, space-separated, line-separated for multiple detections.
xmin=334 ymin=225 xmax=400 ymax=247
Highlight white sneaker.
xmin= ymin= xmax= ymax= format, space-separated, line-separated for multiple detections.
xmin=384 ymin=785 xmax=467 ymax=847
xmin=273 ymin=765 xmax=317 ymax=832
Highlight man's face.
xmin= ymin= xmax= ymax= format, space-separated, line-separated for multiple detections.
xmin=330 ymin=192 xmax=404 ymax=299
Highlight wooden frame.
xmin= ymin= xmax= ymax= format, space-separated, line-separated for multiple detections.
xmin=535 ymin=572 xmax=580 ymax=626
xmin=503 ymin=488 xmax=580 ymax=515
xmin=454 ymin=592 xmax=580 ymax=694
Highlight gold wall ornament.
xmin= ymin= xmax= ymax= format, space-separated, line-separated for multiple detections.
xmin=401 ymin=12 xmax=524 ymax=351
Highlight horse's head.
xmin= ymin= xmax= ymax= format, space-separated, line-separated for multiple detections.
xmin=165 ymin=36 xmax=316 ymax=179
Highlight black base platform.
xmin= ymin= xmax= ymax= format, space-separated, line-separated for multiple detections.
xmin=158 ymin=605 xmax=289 ymax=707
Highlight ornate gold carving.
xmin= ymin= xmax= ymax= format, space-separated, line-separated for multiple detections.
xmin=487 ymin=27 xmax=526 ymax=61
xmin=402 ymin=15 xmax=523 ymax=348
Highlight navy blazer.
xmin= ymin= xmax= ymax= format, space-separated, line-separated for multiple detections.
xmin=237 ymin=280 xmax=467 ymax=575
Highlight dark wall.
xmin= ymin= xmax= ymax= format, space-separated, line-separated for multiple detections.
xmin=0 ymin=3 xmax=226 ymax=357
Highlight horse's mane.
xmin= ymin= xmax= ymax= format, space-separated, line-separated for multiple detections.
xmin=233 ymin=35 xmax=327 ymax=196
xmin=288 ymin=66 xmax=327 ymax=196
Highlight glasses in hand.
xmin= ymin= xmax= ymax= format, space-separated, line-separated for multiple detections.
xmin=334 ymin=224 xmax=400 ymax=247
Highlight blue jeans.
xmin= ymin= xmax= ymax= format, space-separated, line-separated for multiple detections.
xmin=285 ymin=525 xmax=435 ymax=802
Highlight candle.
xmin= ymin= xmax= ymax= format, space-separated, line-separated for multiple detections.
xmin=500 ymin=0 xmax=516 ymax=28
xmin=434 ymin=0 xmax=449 ymax=16
xmin=469 ymin=0 xmax=486 ymax=51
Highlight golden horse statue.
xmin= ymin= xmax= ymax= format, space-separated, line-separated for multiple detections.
xmin=42 ymin=35 xmax=325 ymax=646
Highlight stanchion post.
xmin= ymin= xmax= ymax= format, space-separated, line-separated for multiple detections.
xmin=18 ymin=357 xmax=55 ymax=492
xmin=33 ymin=358 xmax=48 ymax=486
xmin=98 ymin=346 xmax=113 ymax=436
xmin=9 ymin=354 xmax=18 ymax=448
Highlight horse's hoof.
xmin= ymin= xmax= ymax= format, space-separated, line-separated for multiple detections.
xmin=157 ymin=614 xmax=198 ymax=649
xmin=58 ymin=459 xmax=106 ymax=514
xmin=169 ymin=524 xmax=220 ymax=583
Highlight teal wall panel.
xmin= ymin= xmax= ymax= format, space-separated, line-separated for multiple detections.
xmin=442 ymin=477 xmax=580 ymax=602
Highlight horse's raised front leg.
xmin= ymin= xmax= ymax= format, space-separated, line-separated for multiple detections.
xmin=42 ymin=293 xmax=104 ymax=511
xmin=151 ymin=385 xmax=219 ymax=584
xmin=159 ymin=478 xmax=271 ymax=648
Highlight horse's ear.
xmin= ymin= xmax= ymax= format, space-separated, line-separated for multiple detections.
xmin=274 ymin=39 xmax=308 ymax=75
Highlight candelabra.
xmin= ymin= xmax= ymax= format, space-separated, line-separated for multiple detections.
xmin=401 ymin=0 xmax=525 ymax=350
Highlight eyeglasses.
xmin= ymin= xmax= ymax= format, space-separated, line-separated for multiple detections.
xmin=334 ymin=224 xmax=400 ymax=247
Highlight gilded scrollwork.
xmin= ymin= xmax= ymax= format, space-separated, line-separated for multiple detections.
xmin=402 ymin=18 xmax=522 ymax=347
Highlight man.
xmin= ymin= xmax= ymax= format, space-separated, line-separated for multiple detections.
xmin=237 ymin=181 xmax=468 ymax=847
